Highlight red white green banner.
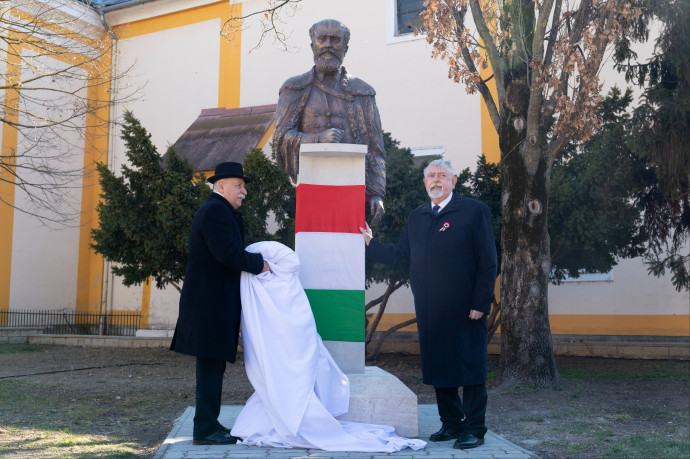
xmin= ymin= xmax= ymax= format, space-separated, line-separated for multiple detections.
xmin=295 ymin=184 xmax=366 ymax=342
xmin=295 ymin=184 xmax=365 ymax=233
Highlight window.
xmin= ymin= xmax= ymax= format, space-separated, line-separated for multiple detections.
xmin=410 ymin=145 xmax=445 ymax=157
xmin=410 ymin=146 xmax=445 ymax=169
xmin=387 ymin=0 xmax=426 ymax=44
xmin=396 ymin=0 xmax=425 ymax=35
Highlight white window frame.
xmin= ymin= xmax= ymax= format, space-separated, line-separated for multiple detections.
xmin=387 ymin=0 xmax=427 ymax=44
xmin=560 ymin=270 xmax=614 ymax=283
xmin=410 ymin=145 xmax=445 ymax=158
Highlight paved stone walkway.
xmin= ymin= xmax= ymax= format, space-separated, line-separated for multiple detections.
xmin=154 ymin=405 xmax=538 ymax=459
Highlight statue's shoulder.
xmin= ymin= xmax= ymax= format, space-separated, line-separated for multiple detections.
xmin=341 ymin=69 xmax=376 ymax=97
xmin=279 ymin=68 xmax=314 ymax=92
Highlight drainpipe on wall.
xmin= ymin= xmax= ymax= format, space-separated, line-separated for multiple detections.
xmin=96 ymin=5 xmax=118 ymax=334
xmin=96 ymin=7 xmax=117 ymax=41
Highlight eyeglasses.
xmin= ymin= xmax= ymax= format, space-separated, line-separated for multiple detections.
xmin=425 ymin=172 xmax=450 ymax=180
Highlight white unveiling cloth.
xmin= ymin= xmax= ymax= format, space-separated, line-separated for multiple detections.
xmin=231 ymin=241 xmax=426 ymax=452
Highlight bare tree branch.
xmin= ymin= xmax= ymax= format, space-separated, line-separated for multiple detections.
xmin=220 ymin=0 xmax=302 ymax=52
xmin=1 ymin=0 xmax=139 ymax=227
xmin=367 ymin=317 xmax=418 ymax=357
xmin=468 ymin=0 xmax=506 ymax=102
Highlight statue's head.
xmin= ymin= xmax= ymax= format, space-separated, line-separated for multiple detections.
xmin=309 ymin=19 xmax=350 ymax=75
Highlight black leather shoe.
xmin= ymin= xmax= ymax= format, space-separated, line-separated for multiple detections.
xmin=192 ymin=429 xmax=240 ymax=445
xmin=453 ymin=432 xmax=484 ymax=449
xmin=429 ymin=424 xmax=462 ymax=441
xmin=217 ymin=423 xmax=231 ymax=435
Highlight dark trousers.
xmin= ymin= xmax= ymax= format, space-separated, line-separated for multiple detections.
xmin=193 ymin=356 xmax=226 ymax=437
xmin=435 ymin=383 xmax=488 ymax=438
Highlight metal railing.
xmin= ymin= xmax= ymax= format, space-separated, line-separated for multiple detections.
xmin=0 ymin=309 xmax=141 ymax=336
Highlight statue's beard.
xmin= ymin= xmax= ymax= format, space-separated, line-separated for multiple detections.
xmin=314 ymin=50 xmax=343 ymax=75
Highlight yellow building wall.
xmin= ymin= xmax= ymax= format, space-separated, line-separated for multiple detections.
xmin=2 ymin=0 xmax=686 ymax=339
xmin=108 ymin=1 xmax=244 ymax=326
xmin=0 ymin=46 xmax=21 ymax=325
xmin=372 ymin=313 xmax=690 ymax=336
xmin=0 ymin=12 xmax=110 ymax=320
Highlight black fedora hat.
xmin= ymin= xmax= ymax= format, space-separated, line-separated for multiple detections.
xmin=207 ymin=161 xmax=251 ymax=184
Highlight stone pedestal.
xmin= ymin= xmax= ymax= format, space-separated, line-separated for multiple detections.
xmin=339 ymin=366 xmax=419 ymax=437
xmin=295 ymin=143 xmax=418 ymax=437
xmin=296 ymin=143 xmax=367 ymax=374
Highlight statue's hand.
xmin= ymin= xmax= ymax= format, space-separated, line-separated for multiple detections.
xmin=318 ymin=128 xmax=344 ymax=143
xmin=369 ymin=197 xmax=385 ymax=227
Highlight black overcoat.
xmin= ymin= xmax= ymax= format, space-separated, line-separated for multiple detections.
xmin=170 ymin=192 xmax=264 ymax=362
xmin=367 ymin=192 xmax=497 ymax=387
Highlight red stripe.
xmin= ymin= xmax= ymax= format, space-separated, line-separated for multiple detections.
xmin=295 ymin=184 xmax=366 ymax=234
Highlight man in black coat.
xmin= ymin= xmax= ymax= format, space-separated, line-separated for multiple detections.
xmin=360 ymin=159 xmax=497 ymax=450
xmin=171 ymin=161 xmax=270 ymax=445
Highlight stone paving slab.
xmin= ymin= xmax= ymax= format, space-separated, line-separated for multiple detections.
xmin=154 ymin=405 xmax=538 ymax=459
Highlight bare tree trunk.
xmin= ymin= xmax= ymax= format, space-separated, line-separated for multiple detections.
xmin=160 ymin=274 xmax=182 ymax=294
xmin=487 ymin=296 xmax=501 ymax=342
xmin=368 ymin=317 xmax=417 ymax=357
xmin=497 ymin=101 xmax=560 ymax=388
xmin=364 ymin=277 xmax=400 ymax=346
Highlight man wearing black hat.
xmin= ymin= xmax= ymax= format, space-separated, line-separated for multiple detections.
xmin=171 ymin=161 xmax=271 ymax=445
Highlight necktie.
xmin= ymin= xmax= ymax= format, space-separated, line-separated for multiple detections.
xmin=433 ymin=205 xmax=440 ymax=215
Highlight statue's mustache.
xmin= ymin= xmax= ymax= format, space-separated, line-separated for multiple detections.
xmin=318 ymin=49 xmax=341 ymax=59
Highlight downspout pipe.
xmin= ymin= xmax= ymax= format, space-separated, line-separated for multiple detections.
xmin=96 ymin=6 xmax=117 ymax=41
xmin=93 ymin=3 xmax=117 ymax=331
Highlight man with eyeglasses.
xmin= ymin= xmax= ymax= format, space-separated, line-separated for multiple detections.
xmin=360 ymin=159 xmax=497 ymax=450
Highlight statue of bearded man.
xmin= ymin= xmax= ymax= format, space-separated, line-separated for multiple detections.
xmin=274 ymin=19 xmax=386 ymax=226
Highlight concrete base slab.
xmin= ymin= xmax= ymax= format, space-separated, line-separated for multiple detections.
xmin=154 ymin=404 xmax=537 ymax=458
xmin=135 ymin=329 xmax=175 ymax=338
xmin=338 ymin=366 xmax=418 ymax=437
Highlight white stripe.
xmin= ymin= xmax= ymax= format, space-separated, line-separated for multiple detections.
xmin=322 ymin=341 xmax=365 ymax=374
xmin=298 ymin=144 xmax=366 ymax=186
xmin=296 ymin=232 xmax=365 ymax=291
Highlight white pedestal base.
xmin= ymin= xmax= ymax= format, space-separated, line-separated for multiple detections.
xmin=338 ymin=366 xmax=419 ymax=437
xmin=323 ymin=341 xmax=364 ymax=374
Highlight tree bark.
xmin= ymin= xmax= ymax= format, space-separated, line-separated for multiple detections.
xmin=497 ymin=96 xmax=560 ymax=388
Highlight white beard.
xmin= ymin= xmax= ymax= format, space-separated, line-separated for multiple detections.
xmin=428 ymin=184 xmax=444 ymax=199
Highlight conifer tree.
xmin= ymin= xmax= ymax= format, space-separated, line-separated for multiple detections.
xmin=240 ymin=148 xmax=296 ymax=248
xmin=91 ymin=111 xmax=209 ymax=293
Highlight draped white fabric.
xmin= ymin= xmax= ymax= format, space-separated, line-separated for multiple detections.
xmin=232 ymin=241 xmax=426 ymax=452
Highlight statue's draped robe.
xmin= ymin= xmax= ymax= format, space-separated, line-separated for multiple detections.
xmin=274 ymin=67 xmax=386 ymax=202
xmin=231 ymin=241 xmax=426 ymax=452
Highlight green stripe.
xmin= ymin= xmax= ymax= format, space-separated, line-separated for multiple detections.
xmin=304 ymin=289 xmax=364 ymax=342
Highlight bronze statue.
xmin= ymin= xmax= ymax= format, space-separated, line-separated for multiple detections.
xmin=274 ymin=19 xmax=386 ymax=226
